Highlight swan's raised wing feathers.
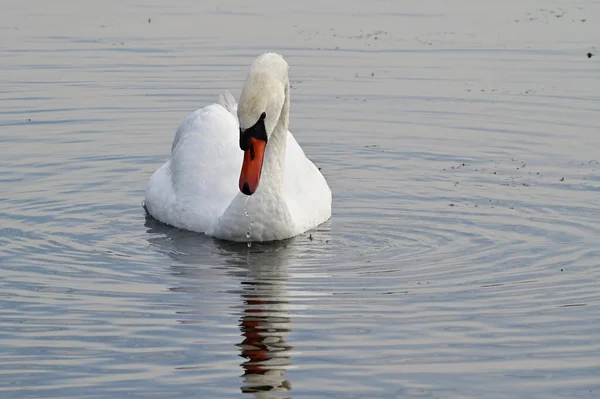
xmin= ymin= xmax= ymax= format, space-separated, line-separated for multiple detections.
xmin=218 ymin=90 xmax=238 ymax=122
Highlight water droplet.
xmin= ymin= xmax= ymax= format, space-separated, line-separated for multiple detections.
xmin=246 ymin=231 xmax=251 ymax=239
xmin=247 ymin=242 xmax=252 ymax=248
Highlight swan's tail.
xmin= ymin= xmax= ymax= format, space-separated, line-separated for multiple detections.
xmin=218 ymin=90 xmax=238 ymax=116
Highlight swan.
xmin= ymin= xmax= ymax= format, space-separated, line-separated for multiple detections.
xmin=144 ymin=52 xmax=332 ymax=242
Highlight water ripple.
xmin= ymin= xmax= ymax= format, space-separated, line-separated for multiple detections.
xmin=2 ymin=1 xmax=600 ymax=398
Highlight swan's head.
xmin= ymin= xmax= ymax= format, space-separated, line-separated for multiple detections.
xmin=237 ymin=53 xmax=289 ymax=196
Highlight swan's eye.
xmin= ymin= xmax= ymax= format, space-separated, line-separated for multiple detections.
xmin=239 ymin=112 xmax=268 ymax=152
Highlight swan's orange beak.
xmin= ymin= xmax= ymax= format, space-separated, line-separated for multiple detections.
xmin=239 ymin=137 xmax=267 ymax=196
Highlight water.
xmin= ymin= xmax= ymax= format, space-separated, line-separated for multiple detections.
xmin=2 ymin=0 xmax=600 ymax=398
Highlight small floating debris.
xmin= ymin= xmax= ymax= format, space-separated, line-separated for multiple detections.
xmin=587 ymin=52 xmax=593 ymax=58
xmin=560 ymin=177 xmax=564 ymax=181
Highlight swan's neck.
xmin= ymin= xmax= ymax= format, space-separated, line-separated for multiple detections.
xmin=260 ymin=81 xmax=290 ymax=193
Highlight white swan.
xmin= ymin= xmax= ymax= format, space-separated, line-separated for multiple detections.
xmin=144 ymin=53 xmax=332 ymax=242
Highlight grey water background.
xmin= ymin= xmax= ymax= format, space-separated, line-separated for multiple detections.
xmin=1 ymin=0 xmax=600 ymax=398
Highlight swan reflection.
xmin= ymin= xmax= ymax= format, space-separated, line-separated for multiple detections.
xmin=237 ymin=261 xmax=292 ymax=397
xmin=145 ymin=215 xmax=294 ymax=398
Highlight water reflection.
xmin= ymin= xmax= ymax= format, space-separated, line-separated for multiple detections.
xmin=145 ymin=215 xmax=293 ymax=398
xmin=237 ymin=262 xmax=292 ymax=398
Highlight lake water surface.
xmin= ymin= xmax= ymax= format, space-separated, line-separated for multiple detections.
xmin=1 ymin=0 xmax=599 ymax=398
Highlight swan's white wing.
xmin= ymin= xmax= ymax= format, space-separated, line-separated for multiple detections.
xmin=283 ymin=131 xmax=332 ymax=234
xmin=145 ymin=103 xmax=242 ymax=233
